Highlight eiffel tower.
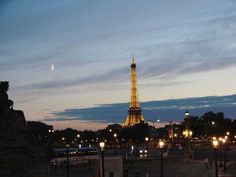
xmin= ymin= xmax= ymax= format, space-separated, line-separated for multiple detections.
xmin=124 ymin=58 xmax=144 ymax=126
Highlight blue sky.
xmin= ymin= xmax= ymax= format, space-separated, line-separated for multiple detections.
xmin=1 ymin=0 xmax=236 ymax=130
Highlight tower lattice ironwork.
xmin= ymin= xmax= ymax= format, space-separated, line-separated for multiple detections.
xmin=124 ymin=58 xmax=144 ymax=126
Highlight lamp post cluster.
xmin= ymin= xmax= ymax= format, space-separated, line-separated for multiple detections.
xmin=99 ymin=138 xmax=165 ymax=177
xmin=48 ymin=129 xmax=54 ymax=147
xmin=212 ymin=135 xmax=229 ymax=177
xmin=183 ymin=129 xmax=193 ymax=152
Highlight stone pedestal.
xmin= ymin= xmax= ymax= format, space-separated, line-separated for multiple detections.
xmin=0 ymin=81 xmax=50 ymax=177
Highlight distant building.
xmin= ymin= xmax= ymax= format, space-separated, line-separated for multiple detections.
xmin=167 ymin=120 xmax=174 ymax=139
xmin=124 ymin=58 xmax=144 ymax=126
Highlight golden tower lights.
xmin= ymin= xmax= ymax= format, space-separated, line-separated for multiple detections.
xmin=124 ymin=58 xmax=144 ymax=126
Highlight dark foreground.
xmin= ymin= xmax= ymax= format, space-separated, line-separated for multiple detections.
xmin=50 ymin=148 xmax=236 ymax=177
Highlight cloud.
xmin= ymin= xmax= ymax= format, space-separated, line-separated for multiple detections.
xmin=138 ymin=15 xmax=236 ymax=78
xmin=10 ymin=12 xmax=236 ymax=92
xmin=44 ymin=94 xmax=236 ymax=124
xmin=16 ymin=65 xmax=129 ymax=90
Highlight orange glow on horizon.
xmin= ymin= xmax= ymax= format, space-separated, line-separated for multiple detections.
xmin=44 ymin=120 xmax=110 ymax=131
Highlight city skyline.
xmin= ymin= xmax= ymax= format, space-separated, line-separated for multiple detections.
xmin=1 ymin=0 xmax=236 ymax=130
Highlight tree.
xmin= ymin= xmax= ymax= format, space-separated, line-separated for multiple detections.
xmin=27 ymin=121 xmax=53 ymax=145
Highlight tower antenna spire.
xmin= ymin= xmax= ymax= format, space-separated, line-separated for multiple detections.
xmin=132 ymin=55 xmax=135 ymax=63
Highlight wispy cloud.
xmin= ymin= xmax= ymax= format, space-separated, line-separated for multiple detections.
xmin=10 ymin=11 xmax=236 ymax=91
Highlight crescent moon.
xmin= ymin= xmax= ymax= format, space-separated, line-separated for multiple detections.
xmin=50 ymin=64 xmax=55 ymax=71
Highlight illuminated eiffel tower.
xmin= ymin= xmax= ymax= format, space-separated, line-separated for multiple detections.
xmin=124 ymin=58 xmax=144 ymax=126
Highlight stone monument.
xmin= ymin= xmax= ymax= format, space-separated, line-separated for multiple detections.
xmin=0 ymin=81 xmax=50 ymax=177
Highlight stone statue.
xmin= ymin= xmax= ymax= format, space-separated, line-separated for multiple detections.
xmin=0 ymin=81 xmax=25 ymax=132
xmin=0 ymin=81 xmax=14 ymax=117
xmin=0 ymin=82 xmax=50 ymax=177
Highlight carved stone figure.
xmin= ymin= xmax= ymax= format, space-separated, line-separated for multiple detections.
xmin=0 ymin=82 xmax=49 ymax=177
xmin=0 ymin=81 xmax=26 ymax=133
xmin=0 ymin=81 xmax=14 ymax=118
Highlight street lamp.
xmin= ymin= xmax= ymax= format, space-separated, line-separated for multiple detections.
xmin=113 ymin=133 xmax=117 ymax=155
xmin=48 ymin=129 xmax=54 ymax=147
xmin=225 ymin=135 xmax=230 ymax=162
xmin=76 ymin=134 xmax=80 ymax=146
xmin=65 ymin=144 xmax=70 ymax=177
xmin=99 ymin=142 xmax=105 ymax=177
xmin=145 ymin=137 xmax=149 ymax=159
xmin=218 ymin=138 xmax=223 ymax=167
xmin=185 ymin=110 xmax=190 ymax=117
xmin=62 ymin=137 xmax=65 ymax=145
xmin=183 ymin=111 xmax=192 ymax=152
xmin=183 ymin=130 xmax=193 ymax=152
xmin=213 ymin=140 xmax=219 ymax=177
xmin=222 ymin=138 xmax=227 ymax=171
xmin=189 ymin=131 xmax=193 ymax=137
xmin=144 ymin=137 xmax=149 ymax=176
xmin=145 ymin=137 xmax=149 ymax=148
xmin=159 ymin=140 xmax=165 ymax=177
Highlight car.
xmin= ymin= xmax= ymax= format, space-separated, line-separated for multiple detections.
xmin=139 ymin=149 xmax=148 ymax=154
xmin=131 ymin=148 xmax=148 ymax=154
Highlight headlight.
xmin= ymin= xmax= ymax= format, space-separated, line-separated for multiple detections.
xmin=139 ymin=150 xmax=143 ymax=153
xmin=144 ymin=150 xmax=147 ymax=153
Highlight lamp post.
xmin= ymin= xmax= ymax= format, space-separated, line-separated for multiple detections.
xmin=218 ymin=138 xmax=223 ymax=167
xmin=66 ymin=144 xmax=70 ymax=177
xmin=77 ymin=134 xmax=80 ymax=147
xmin=99 ymin=142 xmax=105 ymax=177
xmin=48 ymin=129 xmax=54 ymax=147
xmin=213 ymin=140 xmax=219 ymax=177
xmin=225 ymin=135 xmax=229 ymax=162
xmin=182 ymin=130 xmax=193 ymax=152
xmin=145 ymin=137 xmax=149 ymax=177
xmin=222 ymin=138 xmax=227 ymax=171
xmin=145 ymin=137 xmax=149 ymax=150
xmin=113 ymin=133 xmax=117 ymax=155
xmin=183 ymin=111 xmax=192 ymax=152
xmin=159 ymin=140 xmax=165 ymax=177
